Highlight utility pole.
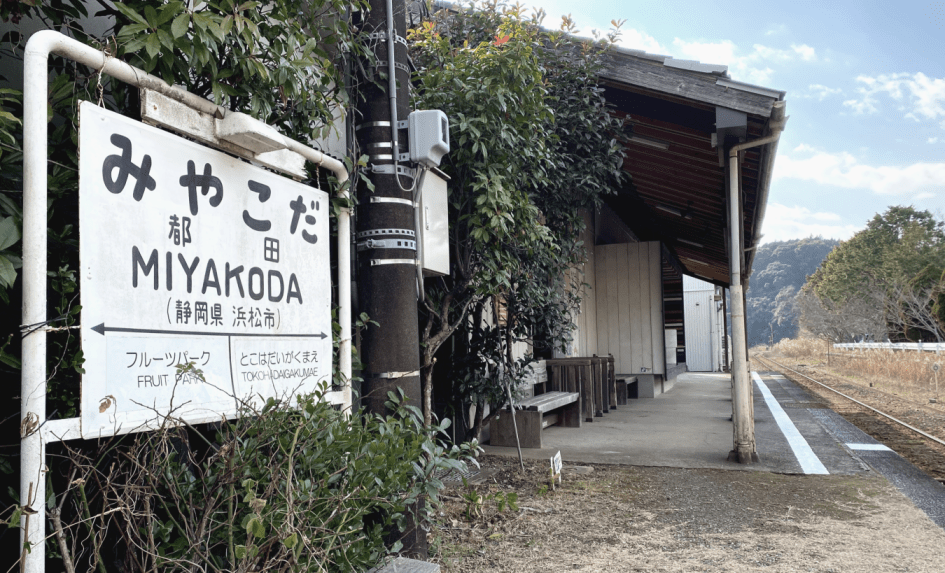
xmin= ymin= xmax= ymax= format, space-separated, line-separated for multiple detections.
xmin=355 ymin=0 xmax=426 ymax=557
xmin=356 ymin=0 xmax=421 ymax=413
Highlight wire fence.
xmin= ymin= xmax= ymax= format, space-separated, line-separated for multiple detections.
xmin=834 ymin=342 xmax=945 ymax=353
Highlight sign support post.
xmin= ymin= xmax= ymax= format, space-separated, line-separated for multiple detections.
xmin=20 ymin=30 xmax=352 ymax=573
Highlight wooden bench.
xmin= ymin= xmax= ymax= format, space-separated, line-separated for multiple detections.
xmin=490 ymin=391 xmax=581 ymax=449
xmin=588 ymin=356 xmax=607 ymax=416
xmin=588 ymin=355 xmax=616 ymax=413
xmin=616 ymin=376 xmax=638 ymax=404
xmin=603 ymin=355 xmax=617 ymax=409
xmin=528 ymin=359 xmax=549 ymax=396
xmin=545 ymin=358 xmax=595 ymax=422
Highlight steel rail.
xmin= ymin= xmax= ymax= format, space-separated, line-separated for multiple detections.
xmin=756 ymin=355 xmax=945 ymax=448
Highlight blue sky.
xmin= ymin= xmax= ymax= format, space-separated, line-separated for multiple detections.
xmin=518 ymin=0 xmax=945 ymax=243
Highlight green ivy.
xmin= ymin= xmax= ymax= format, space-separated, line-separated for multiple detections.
xmin=104 ymin=0 xmax=369 ymax=141
xmin=409 ymin=2 xmax=629 ymax=436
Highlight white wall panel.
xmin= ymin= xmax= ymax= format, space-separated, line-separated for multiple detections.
xmin=684 ymin=289 xmax=714 ymax=371
xmin=627 ymin=245 xmax=643 ymax=370
xmin=616 ymin=244 xmax=631 ymax=373
xmin=582 ymin=212 xmax=598 ymax=356
xmin=594 ymin=242 xmax=665 ymax=375
xmin=639 ymin=245 xmax=652 ymax=369
xmin=648 ymin=242 xmax=663 ymax=372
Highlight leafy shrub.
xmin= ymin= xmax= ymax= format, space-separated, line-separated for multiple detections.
xmin=21 ymin=388 xmax=479 ymax=572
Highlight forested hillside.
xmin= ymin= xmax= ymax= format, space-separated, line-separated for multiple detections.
xmin=800 ymin=207 xmax=945 ymax=342
xmin=746 ymin=237 xmax=839 ymax=346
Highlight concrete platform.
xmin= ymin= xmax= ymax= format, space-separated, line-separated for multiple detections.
xmin=483 ymin=370 xmax=945 ymax=528
xmin=483 ymin=372 xmax=752 ymax=470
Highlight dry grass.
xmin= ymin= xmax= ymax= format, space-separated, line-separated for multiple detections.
xmin=767 ymin=337 xmax=827 ymax=361
xmin=763 ymin=337 xmax=945 ymax=409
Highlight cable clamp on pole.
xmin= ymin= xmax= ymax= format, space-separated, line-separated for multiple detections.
xmin=369 ymin=259 xmax=417 ymax=267
xmin=366 ymin=370 xmax=420 ymax=379
xmin=356 ymin=238 xmax=416 ymax=251
xmin=370 ymin=164 xmax=415 ymax=179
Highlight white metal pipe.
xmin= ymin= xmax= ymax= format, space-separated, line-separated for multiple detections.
xmin=336 ymin=201 xmax=353 ymax=412
xmin=281 ymin=141 xmax=353 ymax=411
xmin=724 ymin=115 xmax=787 ymax=464
xmin=412 ymin=168 xmax=428 ymax=303
xmin=727 ymin=151 xmax=755 ymax=463
xmin=21 ymin=30 xmax=53 ymax=570
xmin=20 ymin=31 xmax=354 ymax=573
xmin=729 ymin=133 xmax=780 ymax=156
xmin=285 ymin=183 xmax=349 ymax=402
xmin=27 ymin=30 xmax=224 ymax=119
xmin=386 ymin=0 xmax=399 ymax=158
xmin=733 ymin=101 xmax=787 ymax=272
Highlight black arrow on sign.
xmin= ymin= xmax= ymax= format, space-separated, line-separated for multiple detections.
xmin=90 ymin=323 xmax=327 ymax=339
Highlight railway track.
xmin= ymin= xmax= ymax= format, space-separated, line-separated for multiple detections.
xmin=754 ymin=355 xmax=945 ymax=483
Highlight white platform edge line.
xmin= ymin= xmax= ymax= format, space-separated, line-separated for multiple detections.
xmin=752 ymin=371 xmax=830 ymax=475
xmin=846 ymin=443 xmax=893 ymax=451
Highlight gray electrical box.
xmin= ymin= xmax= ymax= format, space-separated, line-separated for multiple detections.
xmin=408 ymin=110 xmax=449 ymax=168
xmin=419 ymin=168 xmax=450 ymax=277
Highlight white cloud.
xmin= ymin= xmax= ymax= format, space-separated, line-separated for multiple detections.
xmin=670 ymin=39 xmax=816 ymax=85
xmin=842 ymin=97 xmax=877 ymax=114
xmin=930 ymin=137 xmax=940 ymax=144
xmin=811 ymin=211 xmax=841 ymax=221
xmin=843 ymin=72 xmax=945 ymax=124
xmin=670 ymin=38 xmax=736 ymax=62
xmin=671 ymin=38 xmax=770 ymax=84
xmin=774 ymin=145 xmax=945 ymax=197
xmin=754 ymin=43 xmax=817 ymax=62
xmin=612 ymin=27 xmax=666 ymax=54
xmin=761 ymin=203 xmax=860 ymax=243
xmin=790 ymin=44 xmax=817 ymax=61
xmin=806 ymin=84 xmax=842 ymax=100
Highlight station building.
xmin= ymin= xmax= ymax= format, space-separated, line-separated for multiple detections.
xmin=546 ymin=47 xmax=783 ymax=401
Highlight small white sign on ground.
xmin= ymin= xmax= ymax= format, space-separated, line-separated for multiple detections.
xmin=79 ymin=102 xmax=331 ymax=438
xmin=550 ymin=450 xmax=562 ymax=488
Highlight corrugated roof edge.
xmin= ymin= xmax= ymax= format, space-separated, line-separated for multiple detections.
xmin=716 ymin=78 xmax=786 ymax=100
xmin=610 ymin=45 xmax=729 ymax=75
xmin=608 ymin=47 xmax=792 ymax=105
xmin=663 ymin=58 xmax=729 ymax=75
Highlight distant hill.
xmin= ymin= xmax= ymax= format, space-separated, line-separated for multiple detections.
xmin=745 ymin=237 xmax=840 ymax=347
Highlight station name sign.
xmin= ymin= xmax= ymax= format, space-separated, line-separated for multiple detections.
xmin=79 ymin=102 xmax=331 ymax=438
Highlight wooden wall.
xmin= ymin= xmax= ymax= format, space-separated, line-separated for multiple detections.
xmin=594 ymin=242 xmax=665 ymax=375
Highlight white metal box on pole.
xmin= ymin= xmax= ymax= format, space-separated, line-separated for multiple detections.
xmin=408 ymin=109 xmax=450 ymax=168
xmin=419 ymin=168 xmax=450 ymax=277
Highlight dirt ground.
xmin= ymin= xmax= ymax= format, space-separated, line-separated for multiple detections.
xmin=429 ymin=455 xmax=945 ymax=572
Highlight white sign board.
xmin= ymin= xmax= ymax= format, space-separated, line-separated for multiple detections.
xmin=550 ymin=450 xmax=562 ymax=487
xmin=79 ymin=102 xmax=331 ymax=438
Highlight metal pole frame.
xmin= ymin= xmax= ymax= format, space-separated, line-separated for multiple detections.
xmin=20 ymin=30 xmax=352 ymax=572
xmin=727 ymin=150 xmax=755 ymax=464
xmin=725 ymin=130 xmax=783 ymax=464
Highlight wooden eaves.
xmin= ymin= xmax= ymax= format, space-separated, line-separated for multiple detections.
xmin=598 ymin=47 xmax=786 ymax=287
